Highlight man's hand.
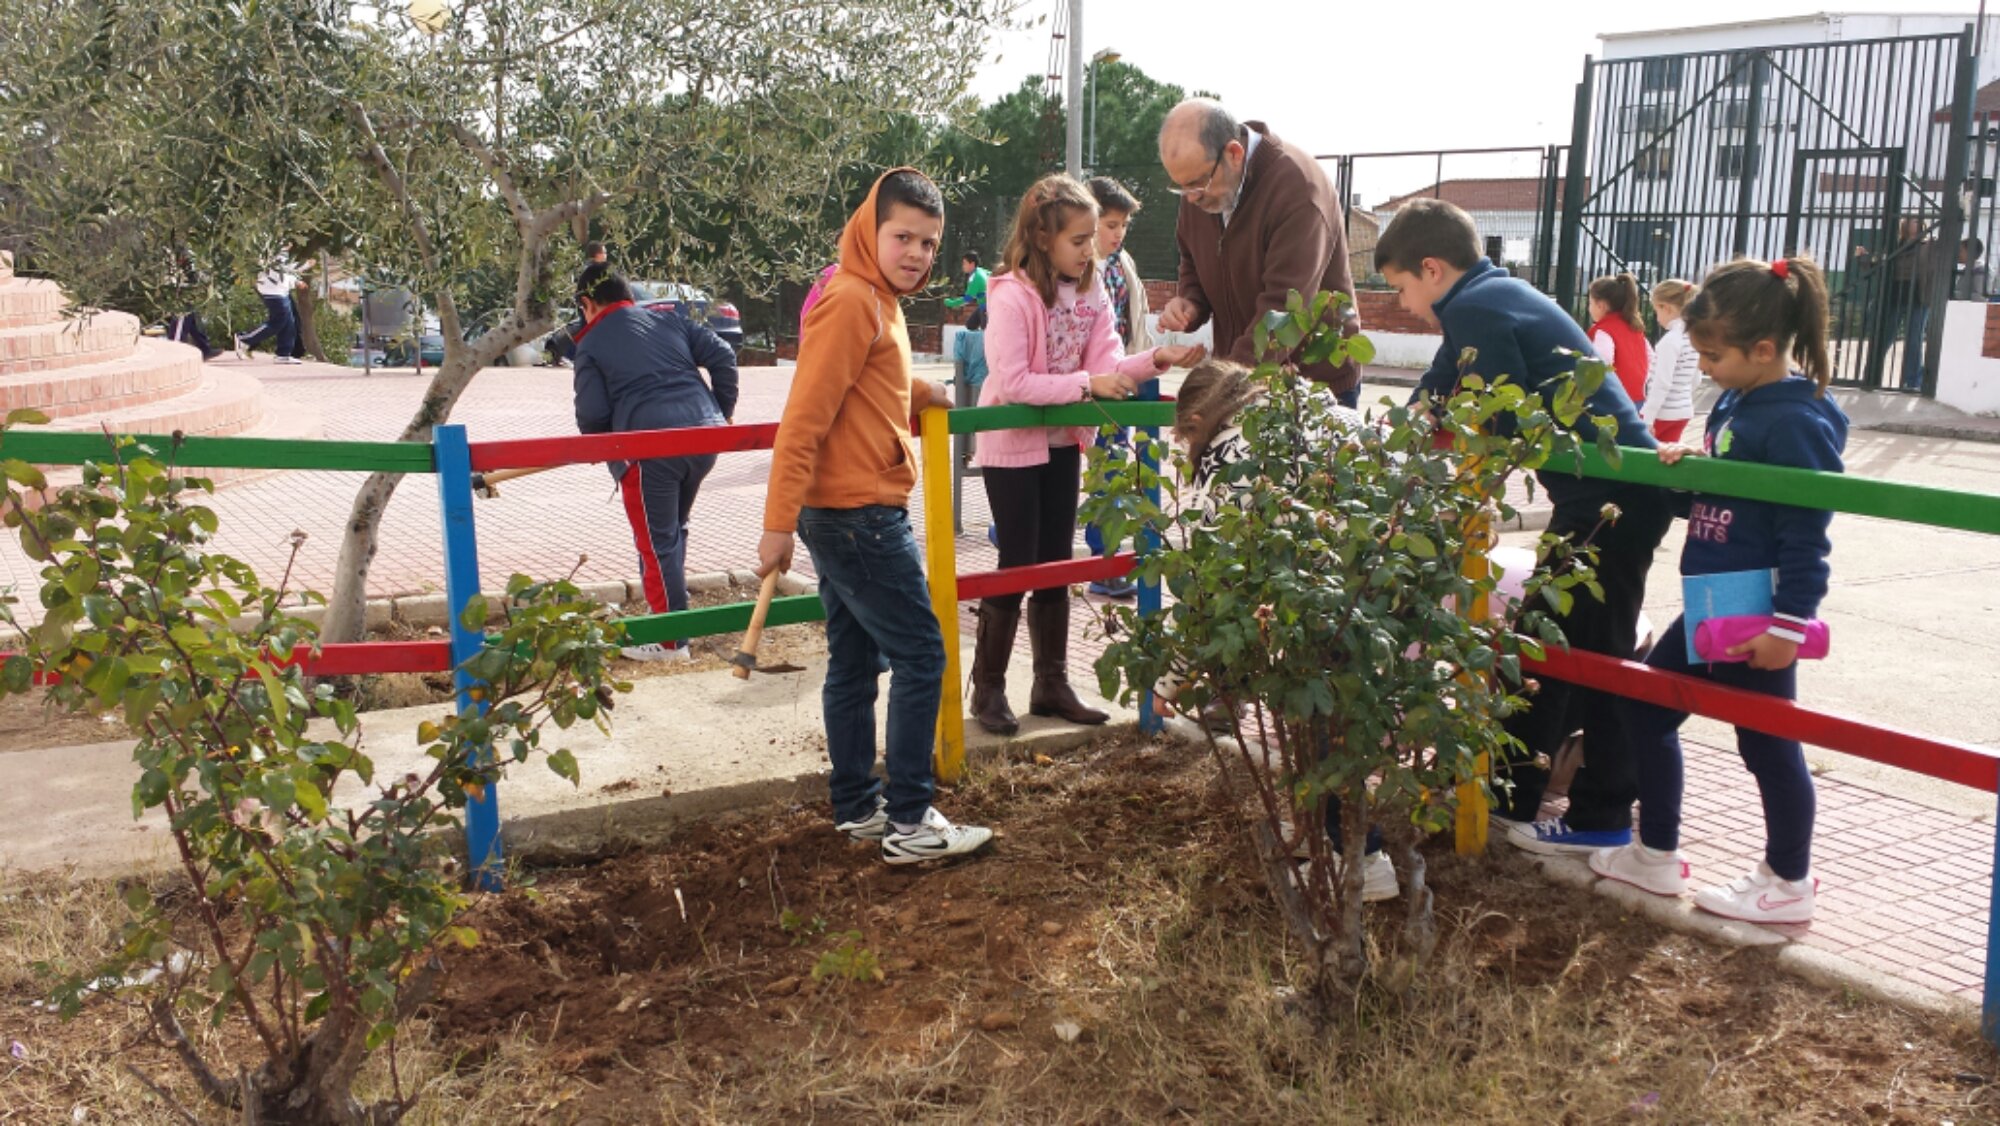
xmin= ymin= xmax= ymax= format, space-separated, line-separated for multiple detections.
xmin=1153 ymin=343 xmax=1207 ymax=369
xmin=756 ymin=531 xmax=794 ymax=578
xmin=1656 ymin=442 xmax=1701 ymax=466
xmin=923 ymin=379 xmax=953 ymax=409
xmin=1340 ymin=310 xmax=1362 ymax=339
xmin=1727 ymin=632 xmax=1800 ymax=671
xmin=1156 ymin=296 xmax=1199 ymax=333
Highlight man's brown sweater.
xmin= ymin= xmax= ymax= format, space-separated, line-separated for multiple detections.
xmin=1174 ymin=123 xmax=1359 ymax=392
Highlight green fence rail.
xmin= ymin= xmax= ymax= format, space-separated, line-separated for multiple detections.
xmin=1544 ymin=446 xmax=2000 ymax=536
xmin=0 ymin=431 xmax=433 ymax=474
xmin=945 ymin=401 xmax=1175 ymax=435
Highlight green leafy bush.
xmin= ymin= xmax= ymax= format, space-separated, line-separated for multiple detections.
xmin=1 ymin=424 xmax=627 ymax=1124
xmin=1083 ymin=292 xmax=1619 ymax=1000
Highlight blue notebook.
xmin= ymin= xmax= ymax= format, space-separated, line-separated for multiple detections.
xmin=1682 ymin=569 xmax=1776 ymax=663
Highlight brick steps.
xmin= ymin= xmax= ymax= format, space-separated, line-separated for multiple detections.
xmin=0 ymin=278 xmax=64 ymax=330
xmin=0 ymin=310 xmax=143 ymax=373
xmin=49 ymin=366 xmax=267 ymax=437
xmin=0 ymin=337 xmax=204 ymax=420
xmin=0 ymin=252 xmax=320 ymax=493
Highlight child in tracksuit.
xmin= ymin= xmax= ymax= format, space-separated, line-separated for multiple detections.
xmin=758 ymin=169 xmax=992 ymax=866
xmin=1590 ymin=255 xmax=1848 ymax=924
xmin=571 ymin=263 xmax=738 ymax=662
xmin=1375 ymin=199 xmax=1674 ymax=855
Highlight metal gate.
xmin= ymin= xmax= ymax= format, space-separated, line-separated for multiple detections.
xmin=1559 ymin=29 xmax=1976 ymax=393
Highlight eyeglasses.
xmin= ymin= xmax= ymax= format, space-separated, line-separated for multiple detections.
xmin=1169 ymin=153 xmax=1226 ymax=199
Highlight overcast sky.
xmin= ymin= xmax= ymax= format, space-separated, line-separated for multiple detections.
xmin=968 ymin=1 xmax=1992 ymax=202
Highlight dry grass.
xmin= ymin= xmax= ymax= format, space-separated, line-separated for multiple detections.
xmin=3 ymin=740 xmax=1997 ymax=1124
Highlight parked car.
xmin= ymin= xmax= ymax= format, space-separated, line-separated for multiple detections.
xmin=630 ymin=281 xmax=744 ymax=351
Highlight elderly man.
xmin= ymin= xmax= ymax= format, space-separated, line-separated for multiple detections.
xmin=1156 ymin=100 xmax=1362 ymax=405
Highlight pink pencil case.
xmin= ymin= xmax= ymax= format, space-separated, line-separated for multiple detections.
xmin=1692 ymin=616 xmax=1831 ymax=663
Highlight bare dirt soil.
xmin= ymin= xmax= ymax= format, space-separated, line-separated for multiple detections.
xmin=10 ymin=734 xmax=1987 ymax=1123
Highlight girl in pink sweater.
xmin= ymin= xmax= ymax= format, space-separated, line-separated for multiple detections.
xmin=971 ymin=174 xmax=1203 ymax=735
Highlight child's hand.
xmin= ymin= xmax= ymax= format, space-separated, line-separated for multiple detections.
xmin=1149 ymin=694 xmax=1177 ymax=720
xmin=756 ymin=531 xmax=794 ymax=577
xmin=922 ymin=379 xmax=952 ymax=409
xmin=1657 ymin=442 xmax=1701 ymax=466
xmin=1089 ymin=373 xmax=1139 ymax=400
xmin=1155 ymin=344 xmax=1206 ymax=370
xmin=1727 ymin=632 xmax=1799 ymax=671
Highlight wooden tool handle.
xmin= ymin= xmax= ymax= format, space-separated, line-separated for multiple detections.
xmin=482 ymin=466 xmax=553 ymax=486
xmin=731 ymin=570 xmax=782 ymax=679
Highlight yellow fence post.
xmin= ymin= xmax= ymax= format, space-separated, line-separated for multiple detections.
xmin=919 ymin=405 xmax=968 ymax=783
xmin=1455 ymin=505 xmax=1495 ymax=855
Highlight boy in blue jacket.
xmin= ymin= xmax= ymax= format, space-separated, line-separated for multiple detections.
xmin=1377 ymin=200 xmax=1674 ymax=853
xmin=573 ymin=264 xmax=739 ymax=660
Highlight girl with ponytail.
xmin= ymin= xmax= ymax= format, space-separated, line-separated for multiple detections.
xmin=1589 ymin=254 xmax=1849 ymax=925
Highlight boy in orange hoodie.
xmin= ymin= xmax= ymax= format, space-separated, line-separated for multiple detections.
xmin=758 ymin=170 xmax=993 ymax=865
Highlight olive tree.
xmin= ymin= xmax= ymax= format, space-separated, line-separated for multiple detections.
xmin=0 ymin=0 xmax=1015 ymax=641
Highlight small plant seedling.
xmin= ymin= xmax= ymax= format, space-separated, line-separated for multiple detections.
xmin=811 ymin=931 xmax=884 ymax=984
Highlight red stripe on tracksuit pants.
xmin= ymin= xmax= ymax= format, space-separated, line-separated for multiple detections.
xmin=617 ymin=455 xmax=715 ymax=625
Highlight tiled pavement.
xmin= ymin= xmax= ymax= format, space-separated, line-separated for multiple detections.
xmin=2 ymin=354 xmax=1995 ymax=1007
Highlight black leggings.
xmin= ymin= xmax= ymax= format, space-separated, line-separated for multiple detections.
xmin=981 ymin=443 xmax=1080 ymax=612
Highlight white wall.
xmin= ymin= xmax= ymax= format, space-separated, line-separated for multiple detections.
xmin=1936 ymin=299 xmax=2000 ymax=415
xmin=1368 ymin=330 xmax=1445 ymax=370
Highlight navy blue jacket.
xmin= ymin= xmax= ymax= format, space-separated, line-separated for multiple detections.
xmin=1684 ymin=376 xmax=1848 ymax=621
xmin=1412 ymin=260 xmax=1656 ymax=510
xmin=573 ymin=303 xmax=737 ymax=437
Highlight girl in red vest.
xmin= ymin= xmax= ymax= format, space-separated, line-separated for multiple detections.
xmin=1588 ymin=273 xmax=1651 ymax=406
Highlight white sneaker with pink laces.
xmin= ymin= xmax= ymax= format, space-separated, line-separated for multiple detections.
xmin=1693 ymin=861 xmax=1817 ymax=924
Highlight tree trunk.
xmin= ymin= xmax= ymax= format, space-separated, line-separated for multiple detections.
xmin=319 ymin=329 xmax=538 ymax=642
xmin=294 ymin=285 xmax=329 ymax=363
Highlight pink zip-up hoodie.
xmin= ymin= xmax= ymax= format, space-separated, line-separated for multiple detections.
xmin=975 ymin=271 xmax=1163 ymax=468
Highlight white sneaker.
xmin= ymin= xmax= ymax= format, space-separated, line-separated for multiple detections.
xmin=1300 ymin=850 xmax=1400 ymax=903
xmin=834 ymin=796 xmax=889 ymax=842
xmin=881 ymin=808 xmax=992 ymax=865
xmin=1588 ymin=843 xmax=1689 ymax=897
xmin=275 ymin=355 xmax=303 ymax=365
xmin=621 ymin=641 xmax=690 ymax=663
xmin=232 ymin=334 xmax=249 ymax=359
xmin=1693 ymin=862 xmax=1816 ymax=924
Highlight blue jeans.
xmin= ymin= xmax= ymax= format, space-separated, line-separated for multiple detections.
xmin=240 ymin=294 xmax=296 ymax=356
xmin=1901 ymin=301 xmax=1931 ymax=390
xmin=1622 ymin=615 xmax=1815 ymax=880
xmin=796 ymin=505 xmax=946 ymax=826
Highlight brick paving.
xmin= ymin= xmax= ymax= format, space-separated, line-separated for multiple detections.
xmin=0 ymin=353 xmax=1995 ymax=1008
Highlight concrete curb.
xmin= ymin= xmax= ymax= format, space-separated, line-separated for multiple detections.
xmin=1541 ymin=848 xmax=1976 ymax=1021
xmin=502 ymin=768 xmax=831 ymax=866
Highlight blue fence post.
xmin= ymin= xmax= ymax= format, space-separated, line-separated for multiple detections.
xmin=433 ymin=424 xmax=502 ymax=891
xmin=1986 ymin=771 xmax=2000 ymax=1043
xmin=1137 ymin=382 xmax=1163 ymax=736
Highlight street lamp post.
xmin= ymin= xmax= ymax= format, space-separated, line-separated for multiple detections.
xmin=1089 ymin=47 xmax=1121 ymax=170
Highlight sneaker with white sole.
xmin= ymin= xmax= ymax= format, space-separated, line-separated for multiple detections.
xmin=1298 ymin=849 xmax=1399 ymax=903
xmin=1588 ymin=842 xmax=1689 ymax=897
xmin=880 ymin=808 xmax=993 ymax=865
xmin=834 ymin=796 xmax=888 ymax=842
xmin=621 ymin=641 xmax=691 ymax=663
xmin=1693 ymin=861 xmax=1816 ymax=924
xmin=275 ymin=355 xmax=303 ymax=365
xmin=1505 ymin=816 xmax=1631 ymax=855
xmin=232 ymin=334 xmax=249 ymax=359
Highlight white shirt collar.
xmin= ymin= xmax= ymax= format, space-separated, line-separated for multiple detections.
xmin=1222 ymin=128 xmax=1263 ymax=228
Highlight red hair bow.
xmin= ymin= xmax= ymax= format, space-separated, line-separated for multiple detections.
xmin=1771 ymin=258 xmax=1790 ymax=280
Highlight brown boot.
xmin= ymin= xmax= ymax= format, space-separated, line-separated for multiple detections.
xmin=970 ymin=601 xmax=1020 ymax=735
xmin=1026 ymin=597 xmax=1108 ymax=726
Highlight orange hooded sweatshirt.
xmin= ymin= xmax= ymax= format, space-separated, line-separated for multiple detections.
xmin=763 ymin=169 xmax=934 ymax=533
